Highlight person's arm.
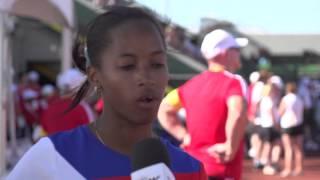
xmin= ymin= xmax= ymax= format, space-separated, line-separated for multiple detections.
xmin=207 ymin=96 xmax=247 ymax=163
xmin=269 ymin=98 xmax=281 ymax=129
xmin=278 ymin=98 xmax=286 ymax=117
xmin=157 ymin=89 xmax=190 ymax=147
xmin=225 ymin=95 xmax=247 ymax=155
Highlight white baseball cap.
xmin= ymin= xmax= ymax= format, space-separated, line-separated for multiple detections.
xmin=57 ymin=68 xmax=86 ymax=91
xmin=249 ymin=71 xmax=260 ymax=83
xmin=201 ymin=29 xmax=240 ymax=60
xmin=28 ymin=71 xmax=39 ymax=82
xmin=41 ymin=84 xmax=55 ymax=97
xmin=269 ymin=75 xmax=283 ymax=89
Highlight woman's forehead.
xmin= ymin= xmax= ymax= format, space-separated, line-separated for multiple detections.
xmin=111 ymin=19 xmax=161 ymax=38
xmin=107 ymin=20 xmax=165 ymax=53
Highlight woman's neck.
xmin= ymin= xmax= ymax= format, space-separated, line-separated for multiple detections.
xmin=92 ymin=110 xmax=153 ymax=156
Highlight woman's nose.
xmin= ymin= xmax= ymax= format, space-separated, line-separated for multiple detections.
xmin=136 ymin=68 xmax=154 ymax=87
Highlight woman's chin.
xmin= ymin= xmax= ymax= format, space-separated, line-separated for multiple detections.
xmin=129 ymin=114 xmax=156 ymax=126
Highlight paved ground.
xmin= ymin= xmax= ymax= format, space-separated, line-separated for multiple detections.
xmin=243 ymin=157 xmax=320 ymax=180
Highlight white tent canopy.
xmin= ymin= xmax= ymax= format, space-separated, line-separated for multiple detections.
xmin=0 ymin=0 xmax=74 ymax=27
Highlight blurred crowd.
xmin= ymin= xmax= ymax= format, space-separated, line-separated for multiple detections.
xmin=245 ymin=70 xmax=320 ymax=177
xmin=9 ymin=69 xmax=96 ymax=143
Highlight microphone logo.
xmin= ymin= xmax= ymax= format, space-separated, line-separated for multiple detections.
xmin=139 ymin=175 xmax=160 ymax=180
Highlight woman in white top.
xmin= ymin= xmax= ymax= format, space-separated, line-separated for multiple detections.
xmin=279 ymin=82 xmax=304 ymax=177
xmin=258 ymin=83 xmax=282 ymax=175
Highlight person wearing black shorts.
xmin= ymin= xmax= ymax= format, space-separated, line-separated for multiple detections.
xmin=279 ymin=82 xmax=304 ymax=177
xmin=282 ymin=124 xmax=304 ymax=137
xmin=258 ymin=76 xmax=284 ymax=175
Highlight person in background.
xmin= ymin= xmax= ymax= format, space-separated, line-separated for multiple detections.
xmin=39 ymin=84 xmax=57 ymax=111
xmin=247 ymin=71 xmax=262 ymax=160
xmin=39 ymin=68 xmax=95 ymax=135
xmin=8 ymin=6 xmax=207 ymax=179
xmin=19 ymin=89 xmax=41 ymax=141
xmin=15 ymin=72 xmax=29 ymax=138
xmin=26 ymin=71 xmax=41 ymax=93
xmin=314 ymin=84 xmax=320 ymax=141
xmin=16 ymin=71 xmax=42 ymax=139
xmin=299 ymin=77 xmax=320 ymax=152
xmin=247 ymin=70 xmax=271 ymax=169
xmin=248 ymin=71 xmax=261 ymax=122
xmin=165 ymin=24 xmax=204 ymax=62
xmin=260 ymin=75 xmax=283 ymax=175
xmin=310 ymin=80 xmax=320 ymax=143
xmin=165 ymin=25 xmax=186 ymax=50
xmin=279 ymin=82 xmax=304 ymax=177
xmin=158 ymin=29 xmax=247 ymax=180
xmin=32 ymin=84 xmax=58 ymax=142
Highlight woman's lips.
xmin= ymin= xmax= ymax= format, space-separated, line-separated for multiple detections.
xmin=136 ymin=96 xmax=158 ymax=109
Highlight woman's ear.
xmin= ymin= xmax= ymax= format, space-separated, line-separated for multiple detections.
xmin=87 ymin=66 xmax=100 ymax=87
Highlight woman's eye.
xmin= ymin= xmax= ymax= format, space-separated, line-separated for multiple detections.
xmin=152 ymin=63 xmax=165 ymax=68
xmin=120 ymin=64 xmax=135 ymax=70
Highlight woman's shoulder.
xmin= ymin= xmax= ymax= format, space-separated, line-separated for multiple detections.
xmin=7 ymin=137 xmax=85 ymax=179
xmin=49 ymin=125 xmax=88 ymax=145
xmin=283 ymin=93 xmax=298 ymax=101
xmin=48 ymin=125 xmax=92 ymax=164
xmin=7 ymin=138 xmax=53 ymax=179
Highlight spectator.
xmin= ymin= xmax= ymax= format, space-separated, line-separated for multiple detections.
xmin=279 ymin=82 xmax=304 ymax=177
xmin=158 ymin=29 xmax=247 ymax=180
xmin=260 ymin=75 xmax=283 ymax=175
xmin=39 ymin=69 xmax=95 ymax=135
xmin=246 ymin=71 xmax=263 ymax=167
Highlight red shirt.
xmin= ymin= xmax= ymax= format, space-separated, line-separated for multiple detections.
xmin=40 ymin=97 xmax=94 ymax=135
xmin=18 ymin=87 xmax=41 ymax=125
xmin=178 ymin=70 xmax=246 ymax=179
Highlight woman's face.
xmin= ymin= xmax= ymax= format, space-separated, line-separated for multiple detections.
xmin=95 ymin=19 xmax=168 ymax=125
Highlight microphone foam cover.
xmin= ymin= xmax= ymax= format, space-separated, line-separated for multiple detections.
xmin=131 ymin=137 xmax=171 ymax=172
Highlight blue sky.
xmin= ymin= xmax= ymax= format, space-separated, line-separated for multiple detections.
xmin=136 ymin=0 xmax=320 ymax=34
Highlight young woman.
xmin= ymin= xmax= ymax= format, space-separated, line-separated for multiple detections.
xmin=279 ymin=82 xmax=304 ymax=177
xmin=258 ymin=82 xmax=281 ymax=175
xmin=8 ymin=6 xmax=207 ymax=179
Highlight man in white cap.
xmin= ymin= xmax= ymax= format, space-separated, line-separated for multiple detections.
xmin=158 ymin=29 xmax=247 ymax=180
xmin=27 ymin=71 xmax=41 ymax=93
xmin=20 ymin=89 xmax=41 ymax=139
xmin=18 ymin=71 xmax=41 ymax=140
